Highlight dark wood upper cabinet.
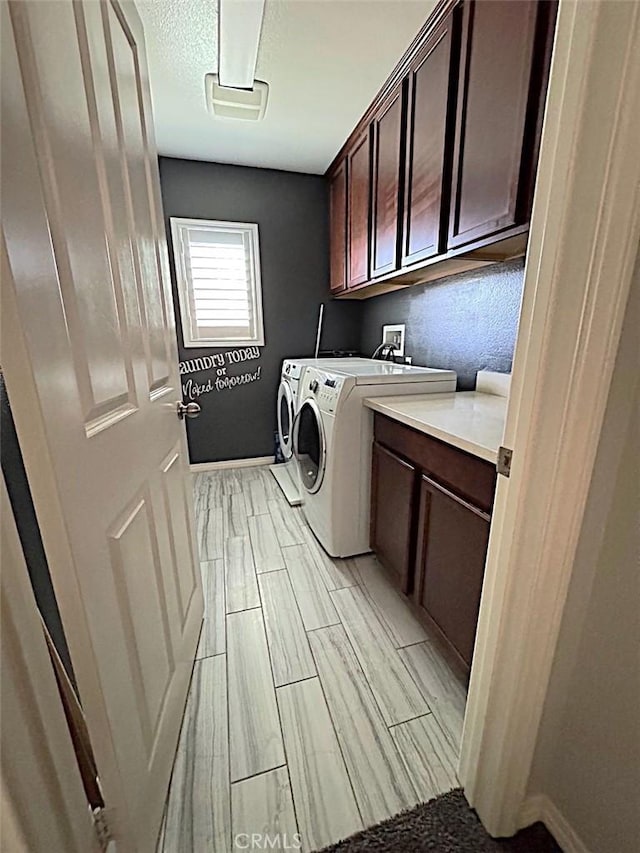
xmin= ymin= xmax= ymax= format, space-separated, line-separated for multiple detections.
xmin=326 ymin=0 xmax=556 ymax=298
xmin=328 ymin=159 xmax=347 ymax=294
xmin=414 ymin=474 xmax=490 ymax=667
xmin=370 ymin=441 xmax=416 ymax=593
xmin=448 ymin=0 xmax=547 ymax=250
xmin=370 ymin=86 xmax=405 ymax=278
xmin=346 ymin=127 xmax=371 ymax=287
xmin=402 ymin=12 xmax=458 ymax=267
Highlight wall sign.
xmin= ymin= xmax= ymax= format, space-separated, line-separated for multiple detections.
xmin=180 ymin=346 xmax=262 ymax=400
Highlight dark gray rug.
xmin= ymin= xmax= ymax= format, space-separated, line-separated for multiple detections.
xmin=319 ymin=789 xmax=560 ymax=852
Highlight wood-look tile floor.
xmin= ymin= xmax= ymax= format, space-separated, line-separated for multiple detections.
xmin=162 ymin=466 xmax=467 ymax=852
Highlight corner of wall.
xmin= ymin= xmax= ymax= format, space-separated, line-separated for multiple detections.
xmin=519 ymin=794 xmax=592 ymax=853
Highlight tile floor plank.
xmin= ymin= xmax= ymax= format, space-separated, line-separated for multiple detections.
xmin=197 ymin=505 xmax=224 ymax=561
xmin=268 ymin=499 xmax=304 ymax=547
xmin=331 ymin=586 xmax=429 ymax=726
xmin=196 ymin=559 xmax=225 ymax=658
xmin=259 ymin=570 xmax=316 ymax=687
xmin=299 ymin=525 xmax=359 ymax=592
xmin=241 ymin=465 xmax=267 ymax=481
xmin=162 ymin=655 xmax=230 ymax=852
xmin=353 ymin=555 xmax=429 ymax=647
xmin=248 ymin=514 xmax=286 ymax=573
xmin=193 ymin=472 xmax=224 ymax=514
xmin=222 ymin=469 xmax=243 ymax=495
xmin=231 ymin=767 xmax=299 ymax=851
xmin=277 ymin=678 xmax=363 ymax=850
xmin=225 ymin=536 xmax=260 ymax=614
xmin=309 ymin=625 xmax=418 ymax=824
xmin=390 ymin=714 xmax=458 ymax=801
xmin=260 ymin=468 xmax=291 ymax=505
xmin=244 ymin=477 xmax=270 ymax=516
xmin=223 ymin=492 xmax=250 ymax=538
xmin=227 ymin=608 xmax=285 ymax=782
xmin=399 ymin=642 xmax=467 ymax=754
xmin=282 ymin=544 xmax=340 ymax=631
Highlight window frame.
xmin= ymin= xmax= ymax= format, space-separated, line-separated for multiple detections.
xmin=169 ymin=216 xmax=265 ymax=349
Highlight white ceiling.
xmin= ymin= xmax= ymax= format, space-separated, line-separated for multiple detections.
xmin=137 ymin=0 xmax=436 ymax=174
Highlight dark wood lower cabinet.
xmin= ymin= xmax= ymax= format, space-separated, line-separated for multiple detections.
xmin=370 ymin=413 xmax=496 ymax=671
xmin=414 ymin=475 xmax=490 ymax=667
xmin=370 ymin=442 xmax=416 ymax=593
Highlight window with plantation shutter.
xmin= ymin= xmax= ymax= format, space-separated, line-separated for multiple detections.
xmin=170 ymin=217 xmax=265 ymax=348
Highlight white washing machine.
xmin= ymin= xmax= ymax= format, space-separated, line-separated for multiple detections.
xmin=270 ymin=357 xmax=381 ymax=504
xmin=293 ymin=363 xmax=457 ymax=556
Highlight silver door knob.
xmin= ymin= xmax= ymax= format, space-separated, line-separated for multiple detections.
xmin=176 ymin=400 xmax=201 ymax=420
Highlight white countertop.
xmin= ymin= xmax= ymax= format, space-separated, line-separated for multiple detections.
xmin=365 ymin=391 xmax=507 ymax=463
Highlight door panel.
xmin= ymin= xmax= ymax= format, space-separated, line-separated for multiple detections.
xmin=160 ymin=446 xmax=199 ymax=625
xmin=1 ymin=2 xmax=203 ymax=850
xmin=371 ymin=87 xmax=404 ymax=277
xmin=415 ymin=476 xmax=490 ymax=667
xmin=329 ymin=159 xmax=348 ymax=293
xmin=402 ymin=16 xmax=456 ymax=266
xmin=10 ymin=0 xmax=136 ymax=429
xmin=347 ymin=128 xmax=371 ymax=287
xmin=448 ymin=0 xmax=538 ymax=248
xmin=105 ymin=1 xmax=173 ymax=395
xmin=108 ymin=490 xmax=174 ymax=748
xmin=370 ymin=442 xmax=416 ymax=593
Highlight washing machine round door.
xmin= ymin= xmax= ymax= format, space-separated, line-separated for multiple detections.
xmin=277 ymin=379 xmax=295 ymax=460
xmin=293 ymin=398 xmax=326 ymax=494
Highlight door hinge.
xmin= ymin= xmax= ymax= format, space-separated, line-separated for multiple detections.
xmin=497 ymin=446 xmax=513 ymax=478
xmin=496 ymin=447 xmax=513 ymax=477
xmin=93 ymin=807 xmax=113 ymax=850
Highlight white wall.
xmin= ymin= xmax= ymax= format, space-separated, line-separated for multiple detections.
xmin=527 ymin=248 xmax=640 ymax=851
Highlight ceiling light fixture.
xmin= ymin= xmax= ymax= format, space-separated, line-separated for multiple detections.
xmin=218 ymin=0 xmax=266 ymax=89
xmin=205 ymin=74 xmax=269 ymax=121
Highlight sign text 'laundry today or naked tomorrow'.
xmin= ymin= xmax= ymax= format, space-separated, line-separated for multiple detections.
xmin=179 ymin=346 xmax=262 ymax=400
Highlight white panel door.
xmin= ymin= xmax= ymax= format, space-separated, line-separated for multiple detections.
xmin=1 ymin=2 xmax=203 ymax=850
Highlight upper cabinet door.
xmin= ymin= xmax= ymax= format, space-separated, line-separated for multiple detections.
xmin=347 ymin=127 xmax=371 ymax=287
xmin=328 ymin=158 xmax=348 ymax=294
xmin=448 ymin=0 xmax=540 ymax=250
xmin=402 ymin=13 xmax=458 ymax=267
xmin=370 ymin=86 xmax=405 ymax=278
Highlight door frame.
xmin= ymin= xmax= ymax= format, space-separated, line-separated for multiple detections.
xmin=1 ymin=470 xmax=100 ymax=852
xmin=459 ymin=0 xmax=640 ymax=839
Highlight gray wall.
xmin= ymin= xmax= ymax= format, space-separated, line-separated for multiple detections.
xmin=359 ymin=259 xmax=525 ymax=389
xmin=159 ymin=157 xmax=363 ymax=464
xmin=527 ymin=250 xmax=640 ymax=851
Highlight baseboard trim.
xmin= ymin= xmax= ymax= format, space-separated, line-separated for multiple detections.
xmin=519 ymin=794 xmax=591 ymax=853
xmin=189 ymin=456 xmax=274 ymax=473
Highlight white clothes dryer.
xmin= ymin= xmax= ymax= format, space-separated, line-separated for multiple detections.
xmin=271 ymin=357 xmax=381 ymax=504
xmin=293 ymin=363 xmax=456 ymax=556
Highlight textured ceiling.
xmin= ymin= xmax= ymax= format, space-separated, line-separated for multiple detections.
xmin=137 ymin=0 xmax=436 ymax=174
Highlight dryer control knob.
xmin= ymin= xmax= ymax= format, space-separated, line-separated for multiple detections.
xmin=309 ymin=379 xmax=319 ymax=393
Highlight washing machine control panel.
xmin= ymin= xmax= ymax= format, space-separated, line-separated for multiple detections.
xmin=308 ymin=370 xmax=344 ymax=414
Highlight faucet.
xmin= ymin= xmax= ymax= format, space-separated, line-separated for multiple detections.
xmin=371 ymin=343 xmax=396 ymax=361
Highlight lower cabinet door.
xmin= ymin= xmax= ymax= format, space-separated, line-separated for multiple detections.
xmin=414 ymin=474 xmax=490 ymax=667
xmin=370 ymin=442 xmax=416 ymax=592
